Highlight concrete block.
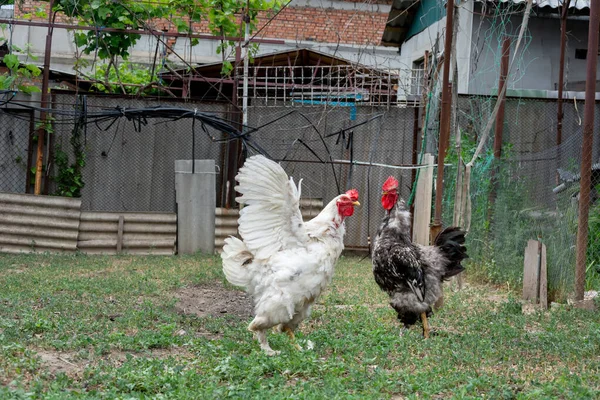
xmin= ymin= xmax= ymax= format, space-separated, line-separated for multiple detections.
xmin=175 ymin=160 xmax=216 ymax=255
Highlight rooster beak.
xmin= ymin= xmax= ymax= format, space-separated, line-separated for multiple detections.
xmin=382 ymin=191 xmax=389 ymax=195
xmin=352 ymin=201 xmax=361 ymax=206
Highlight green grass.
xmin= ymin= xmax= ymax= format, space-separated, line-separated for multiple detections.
xmin=0 ymin=254 xmax=599 ymax=399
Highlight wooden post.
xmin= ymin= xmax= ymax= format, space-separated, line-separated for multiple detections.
xmin=117 ymin=215 xmax=124 ymax=254
xmin=34 ymin=0 xmax=55 ymax=195
xmin=575 ymin=0 xmax=599 ymax=301
xmin=523 ymin=239 xmax=547 ymax=309
xmin=431 ymin=0 xmax=455 ymax=240
xmin=413 ymin=154 xmax=435 ymax=245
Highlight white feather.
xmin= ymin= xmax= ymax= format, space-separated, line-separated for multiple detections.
xmin=220 ymin=154 xmax=356 ymax=340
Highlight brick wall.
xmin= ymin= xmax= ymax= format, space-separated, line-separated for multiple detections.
xmin=14 ymin=0 xmax=389 ymax=46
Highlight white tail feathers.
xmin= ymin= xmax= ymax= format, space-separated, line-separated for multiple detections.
xmin=221 ymin=236 xmax=253 ymax=288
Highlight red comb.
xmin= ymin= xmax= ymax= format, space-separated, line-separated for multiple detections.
xmin=345 ymin=189 xmax=359 ymax=201
xmin=382 ymin=176 xmax=399 ymax=192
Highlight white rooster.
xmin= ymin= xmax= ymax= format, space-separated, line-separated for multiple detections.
xmin=221 ymin=155 xmax=360 ymax=355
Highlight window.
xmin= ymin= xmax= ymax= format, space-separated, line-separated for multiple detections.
xmin=411 ymin=58 xmax=426 ymax=96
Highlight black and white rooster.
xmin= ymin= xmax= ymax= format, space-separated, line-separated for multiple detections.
xmin=372 ymin=176 xmax=468 ymax=337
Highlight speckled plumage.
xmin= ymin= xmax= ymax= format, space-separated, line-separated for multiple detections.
xmin=372 ymin=199 xmax=468 ymax=328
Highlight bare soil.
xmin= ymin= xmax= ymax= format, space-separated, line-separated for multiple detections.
xmin=173 ymin=283 xmax=253 ymax=319
xmin=36 ymin=347 xmax=194 ymax=378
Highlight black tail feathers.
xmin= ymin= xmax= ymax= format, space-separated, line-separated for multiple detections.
xmin=434 ymin=227 xmax=468 ymax=280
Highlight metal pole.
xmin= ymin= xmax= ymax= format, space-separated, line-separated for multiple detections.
xmin=410 ymin=106 xmax=420 ymax=237
xmin=557 ymin=0 xmax=570 ymax=147
xmin=431 ymin=0 xmax=454 ymax=243
xmin=488 ymin=37 xmax=511 ymax=212
xmin=34 ymin=0 xmax=54 ymax=195
xmin=575 ymin=0 xmax=599 ymax=301
xmin=556 ymin=0 xmax=570 ymax=185
xmin=242 ymin=9 xmax=250 ymax=129
xmin=225 ymin=6 xmax=250 ymax=208
xmin=493 ymin=37 xmax=510 ymax=160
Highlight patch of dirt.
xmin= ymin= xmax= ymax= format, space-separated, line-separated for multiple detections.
xmin=36 ymin=347 xmax=194 ymax=378
xmin=173 ymin=283 xmax=253 ymax=319
xmin=37 ymin=350 xmax=81 ymax=377
xmin=5 ymin=263 xmax=30 ymax=274
xmin=485 ymin=292 xmax=508 ymax=304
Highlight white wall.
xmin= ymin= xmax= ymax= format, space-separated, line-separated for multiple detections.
xmin=468 ymin=12 xmax=596 ymax=95
xmin=396 ymin=0 xmax=474 ymax=97
xmin=1 ymin=25 xmax=406 ymax=75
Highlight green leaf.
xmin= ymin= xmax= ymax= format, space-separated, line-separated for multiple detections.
xmin=3 ymin=54 xmax=19 ymax=70
xmin=98 ymin=6 xmax=110 ymax=19
xmin=74 ymin=32 xmax=88 ymax=48
xmin=26 ymin=64 xmax=42 ymax=77
xmin=19 ymin=85 xmax=41 ymax=94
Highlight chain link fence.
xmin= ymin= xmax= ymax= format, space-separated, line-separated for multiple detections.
xmin=0 ymin=109 xmax=34 ymax=194
xmin=441 ymin=95 xmax=600 ymax=301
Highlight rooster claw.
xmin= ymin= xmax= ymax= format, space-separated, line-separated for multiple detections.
xmin=263 ymin=349 xmax=281 ymax=356
xmin=422 ymin=328 xmax=439 ymax=338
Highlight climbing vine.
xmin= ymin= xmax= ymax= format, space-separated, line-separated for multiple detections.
xmin=52 ymin=101 xmax=85 ymax=198
xmin=46 ymin=0 xmax=282 ymax=92
xmin=0 ymin=44 xmax=42 ymax=94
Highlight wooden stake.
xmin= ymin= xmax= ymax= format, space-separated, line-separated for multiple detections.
xmin=421 ymin=312 xmax=430 ymax=339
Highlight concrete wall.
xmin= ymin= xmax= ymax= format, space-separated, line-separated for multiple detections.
xmin=396 ymin=1 xmax=592 ymax=97
xmin=175 ymin=160 xmax=216 ymax=255
xmin=2 ymin=25 xmax=405 ymax=77
xmin=397 ymin=0 xmax=475 ymax=96
xmin=468 ymin=12 xmax=595 ymax=95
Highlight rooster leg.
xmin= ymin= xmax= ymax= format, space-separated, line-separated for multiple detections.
xmin=420 ymin=312 xmax=430 ymax=339
xmin=399 ymin=325 xmax=409 ymax=337
xmin=283 ymin=326 xmax=303 ymax=351
xmin=255 ymin=330 xmax=280 ymax=356
xmin=249 ymin=317 xmax=280 ymax=356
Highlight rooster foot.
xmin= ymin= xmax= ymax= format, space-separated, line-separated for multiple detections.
xmin=284 ymin=327 xmax=310 ymax=351
xmin=294 ymin=339 xmax=315 ymax=351
xmin=261 ymin=348 xmax=281 ymax=356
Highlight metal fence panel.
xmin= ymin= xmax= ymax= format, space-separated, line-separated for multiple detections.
xmin=0 ymin=109 xmax=33 ymax=194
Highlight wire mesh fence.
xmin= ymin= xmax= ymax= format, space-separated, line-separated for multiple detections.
xmin=51 ymin=93 xmax=229 ymax=212
xmin=441 ymin=95 xmax=600 ymax=301
xmin=47 ymin=93 xmax=419 ymax=249
xmin=0 ymin=109 xmax=34 ymax=194
xmin=247 ymin=104 xmax=417 ymax=249
xmin=5 ymin=88 xmax=600 ymax=300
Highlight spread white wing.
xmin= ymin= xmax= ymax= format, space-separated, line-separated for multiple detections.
xmin=235 ymin=155 xmax=310 ymax=260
